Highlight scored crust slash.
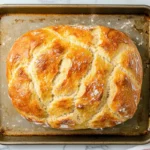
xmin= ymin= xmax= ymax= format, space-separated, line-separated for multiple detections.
xmin=6 ymin=25 xmax=143 ymax=130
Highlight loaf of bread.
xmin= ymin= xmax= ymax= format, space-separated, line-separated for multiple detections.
xmin=6 ymin=25 xmax=142 ymax=129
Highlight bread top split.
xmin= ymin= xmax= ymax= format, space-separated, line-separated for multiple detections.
xmin=6 ymin=25 xmax=143 ymax=129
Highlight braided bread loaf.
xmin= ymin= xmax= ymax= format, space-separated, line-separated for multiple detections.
xmin=6 ymin=25 xmax=142 ymax=129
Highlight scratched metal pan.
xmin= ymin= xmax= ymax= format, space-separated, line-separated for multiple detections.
xmin=0 ymin=5 xmax=150 ymax=144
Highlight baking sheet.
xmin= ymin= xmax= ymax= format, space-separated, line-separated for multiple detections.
xmin=0 ymin=14 xmax=149 ymax=136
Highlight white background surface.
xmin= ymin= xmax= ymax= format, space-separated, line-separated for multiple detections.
xmin=0 ymin=0 xmax=150 ymax=150
xmin=0 ymin=0 xmax=150 ymax=4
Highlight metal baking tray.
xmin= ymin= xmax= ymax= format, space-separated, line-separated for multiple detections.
xmin=0 ymin=4 xmax=150 ymax=144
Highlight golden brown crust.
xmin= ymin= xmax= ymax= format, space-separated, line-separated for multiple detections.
xmin=31 ymin=38 xmax=69 ymax=103
xmin=8 ymin=67 xmax=47 ymax=123
xmin=74 ymin=54 xmax=113 ymax=126
xmin=114 ymin=47 xmax=143 ymax=85
xmin=50 ymin=26 xmax=93 ymax=47
xmin=108 ymin=67 xmax=140 ymax=119
xmin=89 ymin=105 xmax=123 ymax=128
xmin=6 ymin=29 xmax=50 ymax=82
xmin=47 ymin=97 xmax=74 ymax=118
xmin=53 ymin=44 xmax=93 ymax=96
xmin=6 ymin=25 xmax=143 ymax=129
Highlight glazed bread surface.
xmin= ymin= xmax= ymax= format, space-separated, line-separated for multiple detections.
xmin=6 ymin=25 xmax=143 ymax=129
